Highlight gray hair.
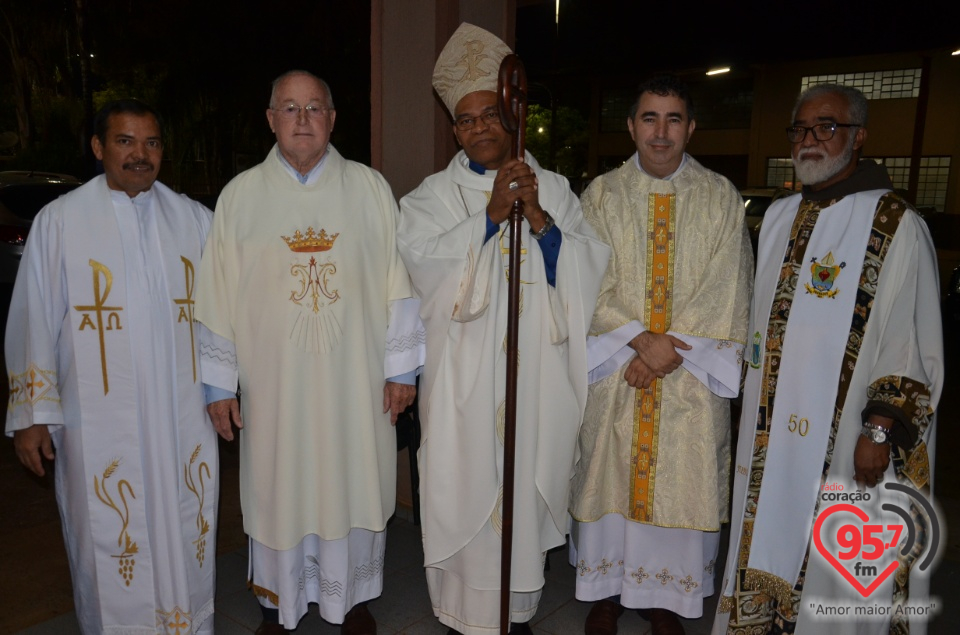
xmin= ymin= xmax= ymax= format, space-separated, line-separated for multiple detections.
xmin=269 ymin=70 xmax=335 ymax=109
xmin=791 ymin=83 xmax=868 ymax=126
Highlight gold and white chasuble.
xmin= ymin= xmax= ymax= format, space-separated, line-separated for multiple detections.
xmin=5 ymin=176 xmax=217 ymax=634
xmin=570 ymin=156 xmax=752 ymax=531
xmin=714 ymin=191 xmax=942 ymax=635
xmin=397 ymin=151 xmax=609 ymax=613
xmin=195 ymin=146 xmax=412 ymax=550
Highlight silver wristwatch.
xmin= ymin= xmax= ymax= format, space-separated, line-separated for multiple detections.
xmin=530 ymin=211 xmax=555 ymax=240
xmin=860 ymin=421 xmax=889 ymax=445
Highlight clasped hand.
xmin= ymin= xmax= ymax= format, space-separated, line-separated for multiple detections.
xmin=486 ymin=158 xmax=547 ymax=233
xmin=623 ymin=332 xmax=692 ymax=389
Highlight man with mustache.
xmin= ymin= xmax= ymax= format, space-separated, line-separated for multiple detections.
xmin=6 ymin=99 xmax=221 ymax=633
xmin=397 ymin=23 xmax=609 ymax=635
xmin=569 ymin=75 xmax=753 ymax=635
xmin=713 ymin=84 xmax=942 ymax=634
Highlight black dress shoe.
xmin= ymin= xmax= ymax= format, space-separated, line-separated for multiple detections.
xmin=510 ymin=622 xmax=533 ymax=635
xmin=585 ymin=599 xmax=624 ymax=634
xmin=637 ymin=608 xmax=684 ymax=635
xmin=342 ymin=603 xmax=376 ymax=635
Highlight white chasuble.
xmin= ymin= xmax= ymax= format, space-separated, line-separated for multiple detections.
xmin=5 ymin=176 xmax=216 ymax=634
xmin=195 ymin=145 xmax=412 ymax=550
xmin=397 ymin=150 xmax=610 ymax=599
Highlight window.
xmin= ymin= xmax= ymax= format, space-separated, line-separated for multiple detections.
xmin=600 ymin=88 xmax=634 ymax=132
xmin=800 ymin=69 xmax=922 ymax=100
xmin=766 ymin=158 xmax=798 ymax=190
xmin=764 ymin=156 xmax=951 ymax=211
xmin=871 ymin=156 xmax=951 ymax=210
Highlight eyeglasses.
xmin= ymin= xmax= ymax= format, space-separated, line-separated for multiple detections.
xmin=786 ymin=122 xmax=861 ymax=143
xmin=455 ymin=110 xmax=501 ymax=131
xmin=273 ymin=103 xmax=333 ymax=120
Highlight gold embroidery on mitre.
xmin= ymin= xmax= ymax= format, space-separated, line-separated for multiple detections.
xmin=172 ymin=256 xmax=198 ymax=383
xmin=156 ymin=606 xmax=192 ymax=635
xmin=458 ymin=39 xmax=491 ymax=81
xmin=183 ymin=444 xmax=211 ymax=567
xmin=8 ymin=364 xmax=58 ymax=410
xmin=73 ymin=259 xmax=124 ymax=395
xmin=93 ymin=458 xmax=138 ymax=586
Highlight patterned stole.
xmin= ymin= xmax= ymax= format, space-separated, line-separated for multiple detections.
xmin=630 ymin=193 xmax=674 ymax=522
xmin=720 ymin=193 xmax=929 ymax=634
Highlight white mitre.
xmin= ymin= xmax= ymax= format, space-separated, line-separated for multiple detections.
xmin=433 ymin=22 xmax=512 ymax=117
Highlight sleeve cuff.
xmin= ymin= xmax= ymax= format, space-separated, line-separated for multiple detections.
xmin=861 ymin=400 xmax=917 ymax=448
xmin=204 ymin=383 xmax=236 ymax=405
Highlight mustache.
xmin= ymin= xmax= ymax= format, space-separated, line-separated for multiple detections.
xmin=123 ymin=160 xmax=155 ymax=170
xmin=797 ymin=149 xmax=826 ymax=161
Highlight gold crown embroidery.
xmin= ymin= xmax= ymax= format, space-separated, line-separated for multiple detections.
xmin=282 ymin=227 xmax=339 ymax=252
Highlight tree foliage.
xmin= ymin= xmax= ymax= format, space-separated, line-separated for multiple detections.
xmin=0 ymin=0 xmax=372 ymax=194
xmin=524 ymin=103 xmax=588 ymax=179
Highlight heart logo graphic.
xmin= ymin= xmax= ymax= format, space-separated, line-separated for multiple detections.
xmin=813 ymin=503 xmax=900 ymax=597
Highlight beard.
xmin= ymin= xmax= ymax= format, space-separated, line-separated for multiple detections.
xmin=792 ymin=137 xmax=855 ymax=186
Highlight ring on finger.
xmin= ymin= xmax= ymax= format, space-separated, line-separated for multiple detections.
xmin=508 ymin=180 xmax=519 ymax=191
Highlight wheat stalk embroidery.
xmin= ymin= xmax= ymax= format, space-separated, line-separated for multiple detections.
xmin=94 ymin=459 xmax=138 ymax=586
xmin=184 ymin=444 xmax=211 ymax=566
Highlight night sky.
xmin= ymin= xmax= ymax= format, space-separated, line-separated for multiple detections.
xmin=517 ymin=1 xmax=958 ymax=76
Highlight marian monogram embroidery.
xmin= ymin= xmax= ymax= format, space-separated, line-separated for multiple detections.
xmin=282 ymin=227 xmax=343 ymax=355
xmin=804 ymin=251 xmax=846 ymax=298
xmin=283 ymin=227 xmax=340 ymax=313
xmin=73 ymin=260 xmax=123 ymax=395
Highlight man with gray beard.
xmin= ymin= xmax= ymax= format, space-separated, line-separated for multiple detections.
xmin=713 ymin=84 xmax=942 ymax=634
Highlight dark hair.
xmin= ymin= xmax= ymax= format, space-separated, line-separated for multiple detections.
xmin=93 ymin=99 xmax=162 ymax=143
xmin=628 ymin=75 xmax=695 ymax=122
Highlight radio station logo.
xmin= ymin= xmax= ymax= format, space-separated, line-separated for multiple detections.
xmin=809 ymin=481 xmax=942 ymax=619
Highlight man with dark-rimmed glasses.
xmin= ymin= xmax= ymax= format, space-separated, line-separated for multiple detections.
xmin=714 ymin=83 xmax=942 ymax=634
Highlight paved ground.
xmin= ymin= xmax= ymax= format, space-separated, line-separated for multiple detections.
xmin=1 ymin=346 xmax=958 ymax=634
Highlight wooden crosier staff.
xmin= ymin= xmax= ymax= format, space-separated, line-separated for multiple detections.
xmin=496 ymin=52 xmax=527 ymax=635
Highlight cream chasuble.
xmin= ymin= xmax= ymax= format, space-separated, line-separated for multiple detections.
xmin=714 ymin=192 xmax=942 ymax=635
xmin=5 ymin=176 xmax=217 ymax=634
xmin=195 ymin=145 xmax=412 ymax=550
xmin=398 ymin=151 xmax=609 ymax=600
xmin=570 ymin=157 xmax=752 ymax=531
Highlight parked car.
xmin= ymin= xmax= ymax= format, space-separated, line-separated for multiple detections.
xmin=740 ymin=187 xmax=796 ymax=251
xmin=0 ymin=171 xmax=82 ymax=285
